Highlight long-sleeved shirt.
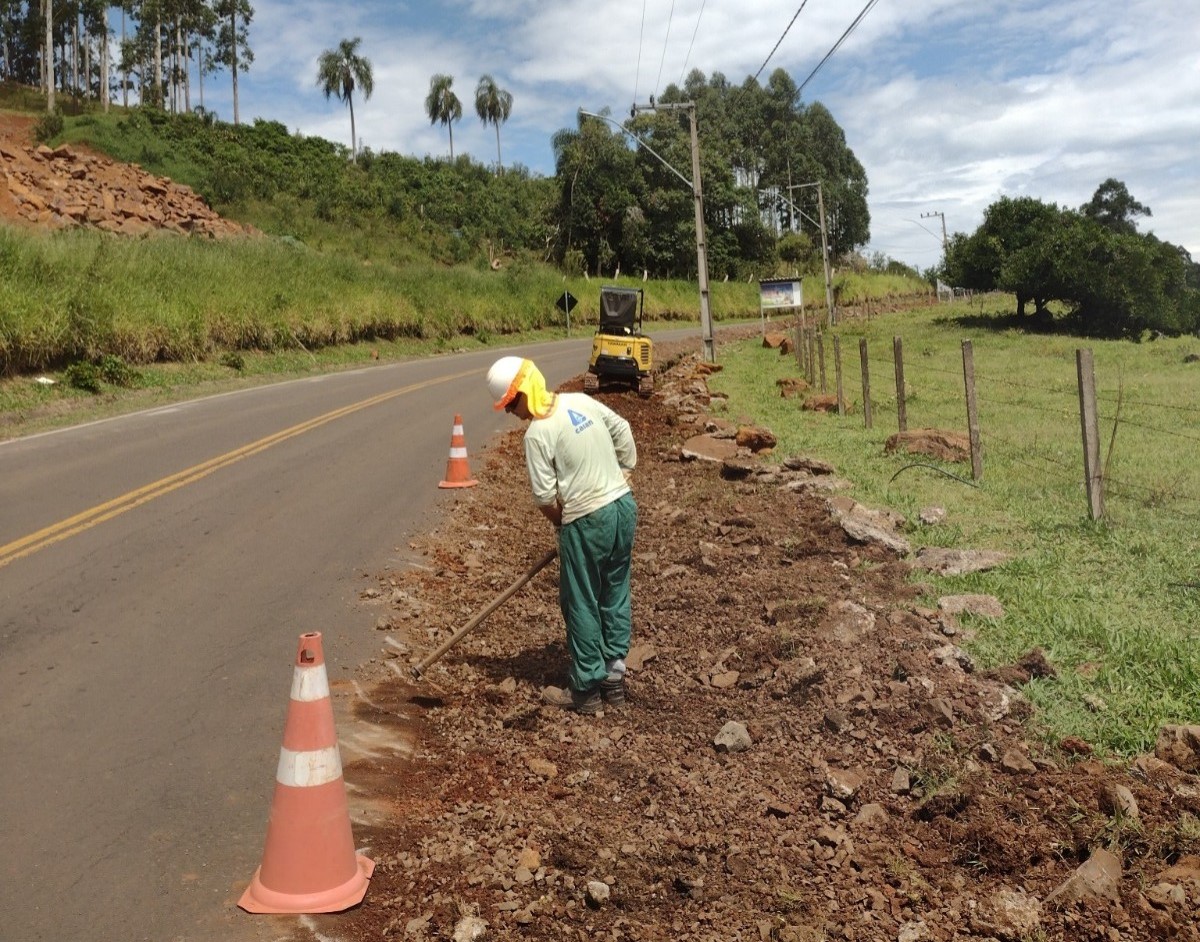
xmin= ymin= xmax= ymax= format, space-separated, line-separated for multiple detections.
xmin=523 ymin=392 xmax=637 ymax=525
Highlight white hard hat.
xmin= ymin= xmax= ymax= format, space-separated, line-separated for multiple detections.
xmin=487 ymin=356 xmax=524 ymax=408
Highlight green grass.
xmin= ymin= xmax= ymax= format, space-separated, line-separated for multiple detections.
xmin=709 ymin=296 xmax=1200 ymax=755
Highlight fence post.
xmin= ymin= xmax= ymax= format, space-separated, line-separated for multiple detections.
xmin=1076 ymin=348 xmax=1105 ymax=520
xmin=806 ymin=329 xmax=817 ymax=386
xmin=893 ymin=336 xmax=907 ymax=433
xmin=793 ymin=310 xmax=804 ymax=371
xmin=817 ymin=333 xmax=827 ymax=393
xmin=833 ymin=335 xmax=845 ymax=416
xmin=859 ymin=338 xmax=873 ymax=429
xmin=961 ymin=340 xmax=983 ymax=481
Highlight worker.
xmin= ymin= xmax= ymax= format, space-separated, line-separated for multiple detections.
xmin=487 ymin=356 xmax=638 ymax=714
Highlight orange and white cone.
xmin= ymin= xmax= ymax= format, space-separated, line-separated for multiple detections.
xmin=438 ymin=413 xmax=479 ymax=488
xmin=238 ymin=632 xmax=374 ymax=914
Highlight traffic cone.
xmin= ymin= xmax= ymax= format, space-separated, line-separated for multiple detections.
xmin=438 ymin=413 xmax=479 ymax=488
xmin=238 ymin=632 xmax=374 ymax=914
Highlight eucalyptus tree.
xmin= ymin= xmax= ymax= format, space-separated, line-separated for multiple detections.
xmin=473 ymin=74 xmax=512 ymax=171
xmin=317 ymin=37 xmax=373 ymax=161
xmin=43 ymin=0 xmax=53 ymax=109
xmin=212 ymin=0 xmax=253 ymax=124
xmin=425 ymin=73 xmax=462 ymax=160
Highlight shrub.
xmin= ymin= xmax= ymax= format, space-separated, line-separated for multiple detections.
xmin=64 ymin=361 xmax=102 ymax=393
xmin=34 ymin=109 xmax=64 ymax=143
xmin=98 ymin=354 xmax=138 ymax=387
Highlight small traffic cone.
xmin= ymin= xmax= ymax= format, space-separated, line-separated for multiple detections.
xmin=239 ymin=632 xmax=374 ymax=914
xmin=438 ymin=413 xmax=479 ymax=488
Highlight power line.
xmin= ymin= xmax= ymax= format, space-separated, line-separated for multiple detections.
xmin=678 ymin=0 xmax=708 ymax=86
xmin=634 ymin=0 xmax=647 ymax=107
xmin=797 ymin=0 xmax=882 ymax=96
xmin=654 ymin=0 xmax=678 ymax=98
xmin=753 ymin=1 xmax=810 ymax=82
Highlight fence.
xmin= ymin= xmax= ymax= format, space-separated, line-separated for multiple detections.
xmin=786 ymin=313 xmax=1200 ymax=524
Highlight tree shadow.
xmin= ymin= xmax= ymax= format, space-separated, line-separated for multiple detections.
xmin=933 ymin=308 xmax=1077 ymax=336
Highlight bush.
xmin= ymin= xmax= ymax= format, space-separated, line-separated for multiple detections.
xmin=34 ymin=109 xmax=64 ymax=143
xmin=98 ymin=354 xmax=138 ymax=387
xmin=64 ymin=361 xmax=102 ymax=393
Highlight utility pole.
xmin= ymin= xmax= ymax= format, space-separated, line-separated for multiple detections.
xmin=817 ymin=183 xmax=836 ymax=327
xmin=787 ymin=182 xmax=836 ymax=327
xmin=921 ymin=211 xmax=947 ymax=253
xmin=632 ymin=99 xmax=715 ymax=363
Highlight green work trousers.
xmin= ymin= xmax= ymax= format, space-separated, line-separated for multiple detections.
xmin=557 ymin=492 xmax=637 ymax=693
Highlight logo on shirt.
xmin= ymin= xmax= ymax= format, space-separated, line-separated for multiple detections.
xmin=567 ymin=409 xmax=593 ymax=433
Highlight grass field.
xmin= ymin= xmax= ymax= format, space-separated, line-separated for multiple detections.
xmin=709 ymin=297 xmax=1200 ymax=755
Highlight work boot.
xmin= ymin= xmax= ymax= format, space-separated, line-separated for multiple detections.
xmin=600 ymin=675 xmax=627 ymax=707
xmin=541 ymin=685 xmax=602 ymax=715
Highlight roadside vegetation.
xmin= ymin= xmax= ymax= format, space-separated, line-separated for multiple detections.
xmin=708 ymin=297 xmax=1200 ymax=755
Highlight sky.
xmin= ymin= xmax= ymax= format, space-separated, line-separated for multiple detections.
xmin=161 ymin=0 xmax=1198 ymax=273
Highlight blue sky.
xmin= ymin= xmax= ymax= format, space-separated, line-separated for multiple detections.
xmin=159 ymin=0 xmax=1198 ymax=272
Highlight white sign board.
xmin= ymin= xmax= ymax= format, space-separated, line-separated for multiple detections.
xmin=760 ymin=279 xmax=803 ymax=310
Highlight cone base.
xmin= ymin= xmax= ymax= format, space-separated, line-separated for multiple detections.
xmin=238 ymin=854 xmax=375 ymax=914
xmin=438 ymin=478 xmax=478 ymax=488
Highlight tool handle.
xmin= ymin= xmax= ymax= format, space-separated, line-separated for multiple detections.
xmin=410 ymin=547 xmax=558 ymax=679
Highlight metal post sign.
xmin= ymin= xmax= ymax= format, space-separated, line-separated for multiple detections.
xmin=759 ymin=279 xmax=803 ymax=330
xmin=556 ymin=291 xmax=578 ymax=335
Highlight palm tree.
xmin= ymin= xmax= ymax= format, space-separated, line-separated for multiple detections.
xmin=317 ymin=37 xmax=374 ymax=161
xmin=474 ymin=74 xmax=513 ymax=171
xmin=425 ymin=73 xmax=462 ymax=160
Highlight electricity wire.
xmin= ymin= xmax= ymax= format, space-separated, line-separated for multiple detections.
xmin=655 ymin=0 xmax=678 ymax=98
xmin=797 ymin=0 xmax=881 ymax=96
xmin=678 ymin=0 xmax=708 ymax=86
xmin=753 ymin=1 xmax=810 ymax=82
xmin=634 ymin=0 xmax=647 ymax=108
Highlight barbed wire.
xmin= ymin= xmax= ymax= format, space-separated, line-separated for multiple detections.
xmin=1096 ymin=393 xmax=1200 ymax=416
xmin=1110 ymin=415 xmax=1200 ymax=444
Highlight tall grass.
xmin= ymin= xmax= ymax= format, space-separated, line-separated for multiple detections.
xmin=3 ymin=225 xmax=936 ymax=375
xmin=708 ymin=297 xmax=1200 ymax=754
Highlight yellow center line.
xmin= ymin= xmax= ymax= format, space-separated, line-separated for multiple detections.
xmin=0 ymin=368 xmax=479 ymax=570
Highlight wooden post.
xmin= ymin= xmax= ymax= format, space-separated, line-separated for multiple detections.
xmin=859 ymin=338 xmax=872 ymax=429
xmin=817 ymin=332 xmax=827 ymax=393
xmin=833 ymin=335 xmax=845 ymax=416
xmin=1076 ymin=348 xmax=1105 ymax=520
xmin=806 ymin=329 xmax=817 ymax=386
xmin=961 ymin=340 xmax=982 ymax=481
xmin=893 ymin=335 xmax=907 ymax=432
xmin=793 ymin=310 xmax=803 ymax=370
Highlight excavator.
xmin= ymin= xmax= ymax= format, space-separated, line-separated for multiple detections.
xmin=582 ymin=286 xmax=654 ymax=398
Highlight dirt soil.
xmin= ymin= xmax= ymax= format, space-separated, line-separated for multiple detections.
xmin=313 ymin=341 xmax=1200 ymax=942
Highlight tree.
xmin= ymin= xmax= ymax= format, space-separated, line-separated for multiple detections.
xmin=1081 ymin=178 xmax=1151 ymax=236
xmin=943 ymin=195 xmax=1065 ymax=317
xmin=474 ymin=74 xmax=513 ymax=171
xmin=425 ymin=73 xmax=461 ymax=160
xmin=211 ymin=0 xmax=253 ymax=125
xmin=317 ymin=37 xmax=374 ymax=161
xmin=944 ymin=185 xmax=1199 ymax=337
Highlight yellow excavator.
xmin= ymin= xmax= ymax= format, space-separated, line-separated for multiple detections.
xmin=583 ymin=286 xmax=654 ymax=398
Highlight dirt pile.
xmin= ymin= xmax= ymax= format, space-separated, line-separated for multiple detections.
xmin=0 ymin=117 xmax=253 ymax=238
xmin=320 ymin=342 xmax=1199 ymax=942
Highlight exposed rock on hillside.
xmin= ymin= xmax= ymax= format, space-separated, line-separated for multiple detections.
xmin=0 ymin=138 xmax=255 ymax=238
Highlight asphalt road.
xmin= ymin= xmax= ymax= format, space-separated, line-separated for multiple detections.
xmin=0 ymin=337 xmax=621 ymax=942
